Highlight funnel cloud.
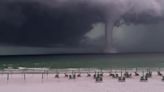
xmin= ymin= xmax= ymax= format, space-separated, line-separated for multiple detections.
xmin=0 ymin=0 xmax=164 ymax=54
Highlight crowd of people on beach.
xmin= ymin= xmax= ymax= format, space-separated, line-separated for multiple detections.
xmin=52 ymin=70 xmax=164 ymax=82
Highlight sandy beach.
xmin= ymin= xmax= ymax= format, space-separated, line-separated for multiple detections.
xmin=0 ymin=72 xmax=164 ymax=92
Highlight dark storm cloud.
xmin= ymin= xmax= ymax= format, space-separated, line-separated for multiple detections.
xmin=0 ymin=0 xmax=104 ymax=47
xmin=0 ymin=0 xmax=163 ymax=48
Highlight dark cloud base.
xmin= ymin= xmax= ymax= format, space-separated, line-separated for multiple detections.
xmin=0 ymin=0 xmax=163 ymax=49
xmin=0 ymin=1 xmax=103 ymax=47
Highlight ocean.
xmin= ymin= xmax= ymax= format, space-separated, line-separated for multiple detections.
xmin=0 ymin=53 xmax=164 ymax=69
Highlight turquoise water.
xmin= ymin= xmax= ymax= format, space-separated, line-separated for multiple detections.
xmin=0 ymin=53 xmax=164 ymax=69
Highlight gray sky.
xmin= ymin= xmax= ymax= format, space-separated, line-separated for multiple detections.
xmin=1 ymin=22 xmax=164 ymax=55
xmin=1 ymin=0 xmax=164 ymax=55
xmin=86 ymin=22 xmax=164 ymax=53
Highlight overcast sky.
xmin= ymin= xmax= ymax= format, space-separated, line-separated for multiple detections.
xmin=1 ymin=22 xmax=164 ymax=55
xmin=0 ymin=0 xmax=164 ymax=55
